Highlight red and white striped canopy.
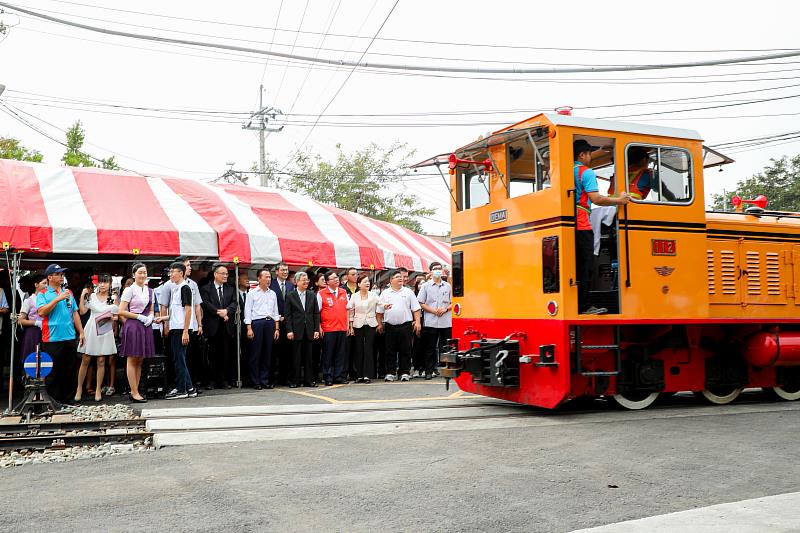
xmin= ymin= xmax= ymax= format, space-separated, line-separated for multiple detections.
xmin=0 ymin=159 xmax=450 ymax=270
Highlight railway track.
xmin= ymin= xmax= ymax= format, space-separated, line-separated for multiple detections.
xmin=0 ymin=418 xmax=152 ymax=451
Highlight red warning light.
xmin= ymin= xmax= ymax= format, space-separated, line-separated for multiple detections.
xmin=546 ymin=301 xmax=558 ymax=316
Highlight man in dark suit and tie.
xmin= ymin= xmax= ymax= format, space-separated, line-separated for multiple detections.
xmin=269 ymin=262 xmax=294 ymax=385
xmin=200 ymin=264 xmax=237 ymax=389
xmin=235 ymin=271 xmax=251 ymax=386
xmin=283 ymin=272 xmax=320 ymax=387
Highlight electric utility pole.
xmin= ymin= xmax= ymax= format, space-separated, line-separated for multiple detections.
xmin=242 ymin=85 xmax=284 ymax=187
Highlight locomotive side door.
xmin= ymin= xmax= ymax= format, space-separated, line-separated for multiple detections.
xmin=617 ymin=142 xmax=710 ymax=319
xmin=572 ymin=134 xmax=621 ymax=314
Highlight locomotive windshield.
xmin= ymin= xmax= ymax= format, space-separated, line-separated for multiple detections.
xmin=507 ymin=128 xmax=551 ymax=198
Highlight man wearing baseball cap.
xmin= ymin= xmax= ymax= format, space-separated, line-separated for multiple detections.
xmin=36 ymin=264 xmax=85 ymax=405
xmin=574 ymin=140 xmax=630 ymax=315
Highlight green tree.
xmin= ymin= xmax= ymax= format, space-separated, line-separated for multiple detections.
xmin=0 ymin=136 xmax=44 ymax=162
xmin=280 ymin=142 xmax=435 ymax=233
xmin=61 ymin=120 xmax=119 ymax=170
xmin=711 ymin=154 xmax=800 ymax=212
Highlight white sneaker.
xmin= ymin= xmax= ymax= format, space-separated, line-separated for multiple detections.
xmin=165 ymin=389 xmax=188 ymax=400
xmin=400 ymin=374 xmax=410 ymax=382
xmin=384 ymin=374 xmax=396 ymax=382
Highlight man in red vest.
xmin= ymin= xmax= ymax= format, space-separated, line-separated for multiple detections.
xmin=317 ymin=271 xmax=349 ymax=386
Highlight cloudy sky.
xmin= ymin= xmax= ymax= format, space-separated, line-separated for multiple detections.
xmin=0 ymin=0 xmax=798 ymax=233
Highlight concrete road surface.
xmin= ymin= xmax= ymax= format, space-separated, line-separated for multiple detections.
xmin=2 ymin=384 xmax=799 ymax=532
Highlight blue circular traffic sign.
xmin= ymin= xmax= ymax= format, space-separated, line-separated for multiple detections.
xmin=23 ymin=352 xmax=53 ymax=379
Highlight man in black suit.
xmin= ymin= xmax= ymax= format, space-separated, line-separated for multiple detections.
xmin=283 ymin=272 xmax=320 ymax=387
xmin=235 ymin=271 xmax=250 ymax=386
xmin=200 ymin=264 xmax=237 ymax=389
xmin=269 ymin=262 xmax=294 ymax=385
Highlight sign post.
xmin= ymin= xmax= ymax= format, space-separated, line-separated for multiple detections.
xmin=13 ymin=347 xmax=64 ymax=420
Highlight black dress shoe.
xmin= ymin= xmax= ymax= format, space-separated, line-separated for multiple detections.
xmin=265 ymin=384 xmax=274 ymax=389
xmin=333 ymin=378 xmax=347 ymax=385
xmin=206 ymin=383 xmax=215 ymax=390
xmin=130 ymin=396 xmax=148 ymax=403
xmin=222 ymin=382 xmax=232 ymax=390
xmin=324 ymin=380 xmax=333 ymax=386
xmin=254 ymin=384 xmax=263 ymax=390
xmin=303 ymin=382 xmax=317 ymax=388
xmin=289 ymin=383 xmax=299 ymax=389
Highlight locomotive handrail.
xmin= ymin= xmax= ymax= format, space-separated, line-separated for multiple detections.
xmin=623 ymin=204 xmax=631 ymax=288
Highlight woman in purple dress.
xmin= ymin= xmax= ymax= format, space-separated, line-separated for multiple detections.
xmin=118 ymin=263 xmax=156 ymax=403
xmin=17 ymin=275 xmax=47 ymax=360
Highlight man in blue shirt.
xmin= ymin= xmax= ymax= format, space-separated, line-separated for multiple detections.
xmin=36 ymin=264 xmax=85 ymax=404
xmin=574 ymin=140 xmax=629 ymax=315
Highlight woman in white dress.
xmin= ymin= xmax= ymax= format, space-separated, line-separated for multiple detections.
xmin=75 ymin=274 xmax=118 ymax=402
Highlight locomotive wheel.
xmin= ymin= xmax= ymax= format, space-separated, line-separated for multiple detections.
xmin=612 ymin=391 xmax=659 ymax=410
xmin=766 ymin=384 xmax=800 ymax=401
xmin=696 ymin=387 xmax=742 ymax=405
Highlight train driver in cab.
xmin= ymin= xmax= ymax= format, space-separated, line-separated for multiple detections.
xmin=574 ymin=139 xmax=630 ymax=315
xmin=609 ymin=146 xmax=677 ymax=202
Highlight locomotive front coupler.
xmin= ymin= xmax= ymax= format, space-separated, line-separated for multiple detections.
xmin=438 ymin=335 xmax=514 ymax=390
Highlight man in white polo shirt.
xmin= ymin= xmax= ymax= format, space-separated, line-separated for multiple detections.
xmin=417 ymin=261 xmax=452 ymax=380
xmin=379 ymin=270 xmax=421 ymax=382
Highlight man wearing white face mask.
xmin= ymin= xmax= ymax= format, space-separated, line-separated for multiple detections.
xmin=417 ymin=262 xmax=452 ymax=380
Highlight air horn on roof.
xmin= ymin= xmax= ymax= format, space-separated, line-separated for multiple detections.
xmin=731 ymin=194 xmax=768 ymax=213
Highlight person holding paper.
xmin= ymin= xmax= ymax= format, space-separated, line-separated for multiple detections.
xmin=76 ymin=274 xmax=119 ymax=402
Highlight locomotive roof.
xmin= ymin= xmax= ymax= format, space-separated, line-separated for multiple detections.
xmin=409 ymin=114 xmax=723 ymax=169
xmin=527 ymin=113 xmax=703 ymax=142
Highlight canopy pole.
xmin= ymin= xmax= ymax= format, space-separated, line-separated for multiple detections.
xmin=234 ymin=263 xmax=242 ymax=389
xmin=5 ymin=250 xmax=21 ymax=415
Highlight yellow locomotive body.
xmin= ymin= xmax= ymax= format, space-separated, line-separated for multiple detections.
xmin=418 ymin=113 xmax=800 ymax=409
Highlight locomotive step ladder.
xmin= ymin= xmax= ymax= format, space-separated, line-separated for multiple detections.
xmin=574 ymin=325 xmax=622 ymax=377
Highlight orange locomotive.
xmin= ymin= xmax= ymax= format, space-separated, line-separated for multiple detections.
xmin=412 ymin=111 xmax=800 ymax=409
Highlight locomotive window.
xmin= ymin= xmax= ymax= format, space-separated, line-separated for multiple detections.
xmin=542 ymin=236 xmax=560 ymax=293
xmin=624 ymin=145 xmax=693 ymax=204
xmin=452 ymin=251 xmax=464 ymax=297
xmin=507 ymin=129 xmax=551 ymax=198
xmin=456 ymin=153 xmax=490 ymax=210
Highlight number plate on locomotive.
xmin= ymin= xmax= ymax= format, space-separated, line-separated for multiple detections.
xmin=651 ymin=239 xmax=676 ymax=256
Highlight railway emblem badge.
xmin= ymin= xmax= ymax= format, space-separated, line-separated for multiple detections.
xmin=654 ymin=266 xmax=675 ymax=276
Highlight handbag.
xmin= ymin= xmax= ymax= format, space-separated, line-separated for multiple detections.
xmin=95 ymin=309 xmax=114 ymax=336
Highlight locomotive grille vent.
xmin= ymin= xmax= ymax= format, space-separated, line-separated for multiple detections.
xmin=766 ymin=252 xmax=781 ymax=296
xmin=746 ymin=251 xmax=761 ymax=295
xmin=706 ymin=250 xmax=715 ymax=295
xmin=720 ymin=250 xmax=738 ymax=295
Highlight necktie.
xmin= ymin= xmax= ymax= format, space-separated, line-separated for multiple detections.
xmin=280 ymin=281 xmax=285 ymax=298
xmin=218 ymin=286 xmax=223 ymax=305
xmin=299 ymin=292 xmax=305 ymax=310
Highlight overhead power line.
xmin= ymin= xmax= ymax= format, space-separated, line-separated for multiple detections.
xmin=9 ymin=79 xmax=800 ymax=121
xmin=6 ymin=2 xmax=800 ymax=74
xmin=14 ymin=24 xmax=800 ymax=86
xmin=24 ymin=0 xmax=800 ymax=55
xmin=281 ymin=0 xmax=397 ymax=167
xmin=24 ymin=5 xmax=795 ymax=70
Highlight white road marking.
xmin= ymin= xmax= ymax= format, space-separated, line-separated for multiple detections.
xmin=571 ymin=491 xmax=800 ymax=532
xmin=144 ymin=398 xmax=800 ymax=448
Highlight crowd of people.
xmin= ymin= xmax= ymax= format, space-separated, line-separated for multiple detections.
xmin=0 ymin=257 xmax=452 ymax=405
